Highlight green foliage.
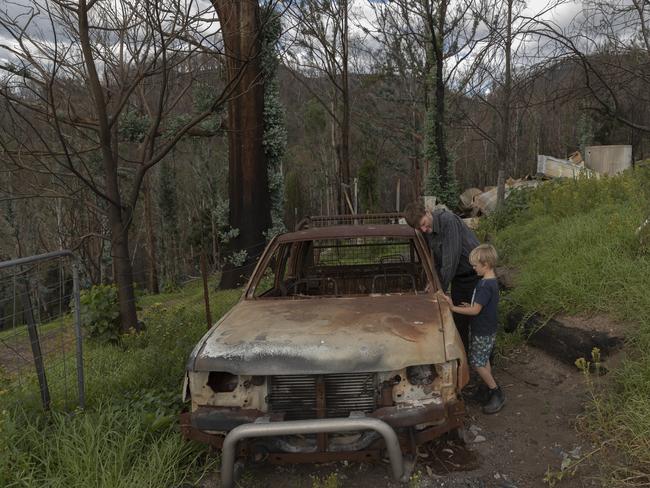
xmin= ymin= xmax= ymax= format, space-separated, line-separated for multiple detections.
xmin=0 ymin=405 xmax=215 ymax=488
xmin=422 ymin=99 xmax=458 ymax=207
xmin=304 ymin=98 xmax=327 ymax=136
xmin=118 ymin=110 xmax=149 ymax=143
xmin=261 ymin=7 xmax=287 ymax=238
xmin=0 ymin=283 xmax=241 ymax=488
xmin=162 ymin=114 xmax=192 ymax=139
xmin=576 ymin=108 xmax=594 ymax=154
xmin=478 ymin=185 xmax=536 ymax=237
xmin=492 ymin=177 xmax=648 ymax=320
xmin=489 ymin=170 xmax=650 ymax=484
xmin=311 ymin=472 xmax=341 ymax=488
xmin=358 ymin=159 xmax=379 ymax=213
xmin=79 ymin=285 xmax=120 ymax=343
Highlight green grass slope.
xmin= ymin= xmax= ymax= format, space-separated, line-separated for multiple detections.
xmin=0 ymin=280 xmax=241 ymax=488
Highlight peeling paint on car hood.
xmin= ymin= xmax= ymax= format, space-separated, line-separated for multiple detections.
xmin=189 ymin=294 xmax=454 ymax=375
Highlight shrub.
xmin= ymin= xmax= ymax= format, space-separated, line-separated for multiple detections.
xmin=79 ymin=285 xmax=121 ymax=343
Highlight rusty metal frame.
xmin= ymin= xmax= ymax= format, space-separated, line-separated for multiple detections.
xmin=296 ymin=213 xmax=404 ymax=230
xmin=220 ymin=416 xmax=407 ymax=488
xmin=245 ymin=225 xmax=440 ymax=299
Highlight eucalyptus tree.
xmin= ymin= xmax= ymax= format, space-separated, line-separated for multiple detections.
xmin=456 ymin=0 xmax=567 ymax=196
xmin=0 ymin=0 xmax=242 ymax=329
xmin=208 ymin=1 xmax=286 ymax=288
xmin=281 ymin=0 xmax=353 ymax=213
xmin=367 ymin=0 xmax=485 ymax=205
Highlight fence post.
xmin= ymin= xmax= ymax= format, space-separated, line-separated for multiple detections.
xmin=200 ymin=252 xmax=213 ymax=330
xmin=22 ymin=278 xmax=51 ymax=410
xmin=72 ymin=261 xmax=85 ymax=409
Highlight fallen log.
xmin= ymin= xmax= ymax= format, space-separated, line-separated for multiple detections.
xmin=505 ymin=309 xmax=624 ymax=366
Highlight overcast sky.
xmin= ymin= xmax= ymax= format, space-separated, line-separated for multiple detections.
xmin=0 ymin=0 xmax=591 ymax=74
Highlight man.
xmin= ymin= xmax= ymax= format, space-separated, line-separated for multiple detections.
xmin=404 ymin=201 xmax=479 ymax=351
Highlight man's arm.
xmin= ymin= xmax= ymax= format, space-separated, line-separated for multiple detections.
xmin=438 ymin=212 xmax=463 ymax=290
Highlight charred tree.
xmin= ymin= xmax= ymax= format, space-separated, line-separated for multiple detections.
xmin=213 ymin=0 xmax=272 ymax=289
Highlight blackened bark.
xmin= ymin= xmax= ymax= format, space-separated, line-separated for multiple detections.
xmin=214 ymin=0 xmax=271 ymax=289
xmin=506 ymin=310 xmax=623 ymax=367
xmin=497 ymin=0 xmax=513 ymax=209
xmin=432 ymin=2 xmax=449 ymax=191
xmin=340 ymin=0 xmax=351 ymax=212
xmin=108 ymin=204 xmax=139 ymax=331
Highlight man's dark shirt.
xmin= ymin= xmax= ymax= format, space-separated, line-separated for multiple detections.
xmin=426 ymin=209 xmax=479 ymax=291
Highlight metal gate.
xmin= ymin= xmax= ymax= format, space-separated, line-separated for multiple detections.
xmin=0 ymin=251 xmax=84 ymax=410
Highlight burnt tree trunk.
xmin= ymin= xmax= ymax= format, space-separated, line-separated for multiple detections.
xmin=340 ymin=0 xmax=351 ymax=212
xmin=214 ymin=0 xmax=271 ymax=289
xmin=432 ymin=1 xmax=449 ymax=192
xmin=506 ymin=310 xmax=624 ymax=367
xmin=496 ymin=0 xmax=512 ymax=209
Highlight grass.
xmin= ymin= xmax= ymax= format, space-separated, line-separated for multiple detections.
xmin=0 ymin=276 xmax=241 ymax=488
xmin=482 ymin=168 xmax=650 ymax=486
xmin=0 ymin=314 xmax=71 ymax=342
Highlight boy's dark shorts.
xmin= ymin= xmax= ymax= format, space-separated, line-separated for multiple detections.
xmin=469 ymin=333 xmax=496 ymax=368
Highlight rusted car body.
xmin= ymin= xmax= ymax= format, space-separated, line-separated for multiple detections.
xmin=181 ymin=215 xmax=469 ymax=486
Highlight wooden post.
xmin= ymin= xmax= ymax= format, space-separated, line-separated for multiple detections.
xmin=200 ymin=252 xmax=212 ymax=329
xmin=396 ymin=178 xmax=401 ymax=212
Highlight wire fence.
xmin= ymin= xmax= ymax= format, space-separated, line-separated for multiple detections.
xmin=0 ymin=249 xmax=258 ymax=413
xmin=0 ymin=251 xmax=83 ymax=411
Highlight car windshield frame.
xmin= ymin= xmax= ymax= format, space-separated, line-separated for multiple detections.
xmin=244 ymin=227 xmax=440 ymax=299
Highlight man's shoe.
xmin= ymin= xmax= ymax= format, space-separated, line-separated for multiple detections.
xmin=482 ymin=387 xmax=505 ymax=414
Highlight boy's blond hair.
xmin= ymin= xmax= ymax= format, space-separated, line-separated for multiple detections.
xmin=469 ymin=244 xmax=498 ymax=269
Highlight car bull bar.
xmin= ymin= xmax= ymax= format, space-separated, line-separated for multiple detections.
xmin=220 ymin=415 xmax=409 ymax=488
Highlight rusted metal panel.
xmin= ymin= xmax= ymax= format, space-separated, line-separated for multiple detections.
xmin=277 ymin=224 xmax=416 ymax=243
xmin=189 ymin=294 xmax=453 ymax=374
xmin=371 ymin=402 xmax=446 ymax=428
xmin=585 ymin=145 xmax=632 ymax=175
xmin=180 ymin=411 xmax=225 ymax=448
xmin=191 ymin=407 xmax=279 ymax=431
xmin=296 ymin=213 xmax=405 ymax=230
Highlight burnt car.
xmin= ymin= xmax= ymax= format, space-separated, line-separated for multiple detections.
xmin=181 ymin=214 xmax=469 ymax=487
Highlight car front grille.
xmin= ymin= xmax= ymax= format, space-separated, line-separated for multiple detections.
xmin=268 ymin=373 xmax=377 ymax=420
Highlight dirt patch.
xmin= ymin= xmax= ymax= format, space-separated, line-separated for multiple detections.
xmin=203 ymin=341 xmax=609 ymax=488
xmin=0 ymin=325 xmax=77 ymax=376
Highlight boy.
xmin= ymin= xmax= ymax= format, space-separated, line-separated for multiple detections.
xmin=443 ymin=243 xmax=505 ymax=414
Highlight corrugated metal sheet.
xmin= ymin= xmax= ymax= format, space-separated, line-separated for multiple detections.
xmin=585 ymin=145 xmax=632 ymax=175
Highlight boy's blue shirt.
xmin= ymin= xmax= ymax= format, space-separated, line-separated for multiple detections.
xmin=470 ymin=277 xmax=499 ymax=336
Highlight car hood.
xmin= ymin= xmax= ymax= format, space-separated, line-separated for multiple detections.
xmin=188 ymin=294 xmax=456 ymax=375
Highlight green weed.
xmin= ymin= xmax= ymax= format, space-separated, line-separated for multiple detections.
xmin=0 ymin=282 xmax=240 ymax=488
xmin=311 ymin=472 xmax=342 ymax=488
xmin=488 ymin=170 xmax=650 ymax=485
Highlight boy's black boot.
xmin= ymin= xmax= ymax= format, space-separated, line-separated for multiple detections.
xmin=471 ymin=383 xmax=491 ymax=405
xmin=482 ymin=386 xmax=505 ymax=414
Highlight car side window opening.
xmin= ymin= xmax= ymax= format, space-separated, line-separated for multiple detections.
xmin=253 ymin=237 xmax=429 ymax=298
